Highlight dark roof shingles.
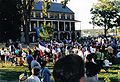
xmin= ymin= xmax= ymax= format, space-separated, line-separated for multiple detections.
xmin=34 ymin=2 xmax=74 ymax=14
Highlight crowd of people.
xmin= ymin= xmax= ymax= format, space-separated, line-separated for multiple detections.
xmin=0 ymin=36 xmax=120 ymax=82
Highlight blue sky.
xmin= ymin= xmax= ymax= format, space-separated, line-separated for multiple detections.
xmin=67 ymin=0 xmax=98 ymax=30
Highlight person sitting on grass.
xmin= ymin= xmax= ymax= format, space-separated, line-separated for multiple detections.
xmin=103 ymin=57 xmax=112 ymax=73
xmin=19 ymin=57 xmax=24 ymax=66
xmin=53 ymin=54 xmax=85 ymax=82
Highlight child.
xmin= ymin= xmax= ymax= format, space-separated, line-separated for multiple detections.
xmin=19 ymin=57 xmax=24 ymax=66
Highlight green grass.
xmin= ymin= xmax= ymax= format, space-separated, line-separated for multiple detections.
xmin=0 ymin=62 xmax=54 ymax=81
xmin=98 ymin=65 xmax=120 ymax=82
xmin=0 ymin=65 xmax=28 ymax=81
xmin=0 ymin=62 xmax=120 ymax=82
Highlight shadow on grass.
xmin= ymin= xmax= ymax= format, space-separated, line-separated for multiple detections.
xmin=110 ymin=67 xmax=120 ymax=70
xmin=100 ymin=71 xmax=118 ymax=74
xmin=99 ymin=77 xmax=120 ymax=82
xmin=0 ymin=69 xmax=23 ymax=81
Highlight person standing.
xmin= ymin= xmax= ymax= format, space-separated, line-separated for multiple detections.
xmin=26 ymin=67 xmax=41 ymax=82
xmin=26 ymin=51 xmax=33 ymax=75
xmin=85 ymin=54 xmax=101 ymax=81
xmin=40 ymin=61 xmax=51 ymax=82
xmin=1 ymin=47 xmax=5 ymax=67
xmin=31 ymin=55 xmax=41 ymax=70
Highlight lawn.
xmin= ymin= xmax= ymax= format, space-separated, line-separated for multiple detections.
xmin=0 ymin=62 xmax=53 ymax=82
xmin=0 ymin=62 xmax=120 ymax=82
xmin=98 ymin=65 xmax=120 ymax=82
xmin=0 ymin=65 xmax=28 ymax=81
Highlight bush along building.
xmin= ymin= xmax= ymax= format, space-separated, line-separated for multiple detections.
xmin=20 ymin=1 xmax=81 ymax=43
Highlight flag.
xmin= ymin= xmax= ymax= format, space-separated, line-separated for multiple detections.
xmin=36 ymin=26 xmax=49 ymax=38
xmin=36 ymin=27 xmax=50 ymax=52
xmin=36 ymin=27 xmax=40 ymax=38
xmin=39 ymin=40 xmax=46 ymax=47
xmin=38 ymin=39 xmax=46 ymax=52
xmin=39 ymin=41 xmax=50 ymax=52
xmin=39 ymin=43 xmax=46 ymax=52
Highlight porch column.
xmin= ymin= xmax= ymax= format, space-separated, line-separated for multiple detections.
xmin=37 ymin=21 xmax=39 ymax=27
xmin=58 ymin=21 xmax=60 ymax=40
xmin=69 ymin=22 xmax=71 ymax=31
xmin=64 ymin=21 xmax=65 ymax=31
xmin=29 ymin=21 xmax=31 ymax=31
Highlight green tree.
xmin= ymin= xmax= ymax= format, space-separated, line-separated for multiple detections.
xmin=19 ymin=0 xmax=35 ymax=44
xmin=90 ymin=0 xmax=120 ymax=36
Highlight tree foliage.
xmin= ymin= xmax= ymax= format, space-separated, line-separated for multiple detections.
xmin=90 ymin=0 xmax=120 ymax=36
xmin=19 ymin=0 xmax=35 ymax=44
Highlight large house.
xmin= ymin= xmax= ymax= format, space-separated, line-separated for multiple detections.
xmin=20 ymin=1 xmax=81 ymax=43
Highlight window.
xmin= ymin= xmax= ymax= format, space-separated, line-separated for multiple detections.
xmin=53 ymin=22 xmax=58 ymax=31
xmin=59 ymin=22 xmax=64 ymax=31
xmin=49 ymin=12 xmax=59 ymax=19
xmin=67 ymin=14 xmax=70 ymax=19
xmin=31 ymin=21 xmax=37 ymax=31
xmin=49 ymin=12 xmax=54 ymax=18
xmin=33 ymin=11 xmax=36 ymax=18
xmin=54 ymin=13 xmax=59 ymax=19
xmin=65 ymin=22 xmax=70 ymax=31
xmin=31 ymin=12 xmax=34 ymax=18
xmin=31 ymin=11 xmax=36 ymax=18
xmin=72 ymin=14 xmax=74 ymax=20
xmin=36 ymin=11 xmax=41 ymax=18
xmin=71 ymin=22 xmax=75 ymax=31
xmin=54 ymin=33 xmax=58 ymax=39
xmin=61 ymin=13 xmax=65 ymax=19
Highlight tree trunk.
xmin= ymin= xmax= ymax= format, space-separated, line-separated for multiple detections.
xmin=24 ymin=18 xmax=29 ymax=45
xmin=104 ymin=28 xmax=107 ymax=37
xmin=104 ymin=23 xmax=108 ymax=37
xmin=23 ymin=0 xmax=34 ymax=45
